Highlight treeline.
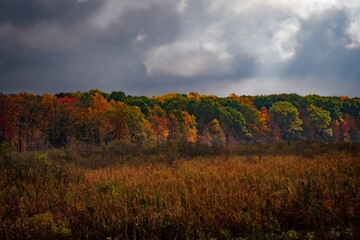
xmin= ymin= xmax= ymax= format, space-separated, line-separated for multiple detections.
xmin=0 ymin=90 xmax=359 ymax=153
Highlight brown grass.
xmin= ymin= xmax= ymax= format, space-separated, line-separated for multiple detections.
xmin=1 ymin=150 xmax=359 ymax=239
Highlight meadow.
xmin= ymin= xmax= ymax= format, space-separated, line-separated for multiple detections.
xmin=0 ymin=143 xmax=359 ymax=239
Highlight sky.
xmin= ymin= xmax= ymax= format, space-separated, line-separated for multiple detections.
xmin=0 ymin=0 xmax=359 ymax=97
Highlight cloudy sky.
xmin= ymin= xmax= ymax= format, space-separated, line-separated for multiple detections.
xmin=0 ymin=0 xmax=359 ymax=96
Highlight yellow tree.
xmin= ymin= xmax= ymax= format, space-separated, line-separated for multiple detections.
xmin=151 ymin=116 xmax=169 ymax=144
xmin=87 ymin=93 xmax=112 ymax=145
xmin=180 ymin=111 xmax=198 ymax=144
xmin=105 ymin=101 xmax=130 ymax=141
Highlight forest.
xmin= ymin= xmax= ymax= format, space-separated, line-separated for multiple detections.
xmin=1 ymin=90 xmax=359 ymax=154
xmin=1 ymin=91 xmax=360 ymax=239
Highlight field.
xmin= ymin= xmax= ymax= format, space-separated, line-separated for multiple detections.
xmin=1 ymin=144 xmax=360 ymax=239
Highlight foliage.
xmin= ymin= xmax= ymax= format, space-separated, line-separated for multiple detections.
xmin=269 ymin=101 xmax=303 ymax=141
xmin=2 ymin=90 xmax=359 ymax=239
xmin=307 ymin=104 xmax=332 ymax=141
xmin=0 ymin=92 xmax=359 ymax=154
xmin=0 ymin=146 xmax=359 ymax=239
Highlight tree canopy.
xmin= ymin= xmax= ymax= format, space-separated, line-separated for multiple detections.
xmin=1 ymin=91 xmax=359 ymax=152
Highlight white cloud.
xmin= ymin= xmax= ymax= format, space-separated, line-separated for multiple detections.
xmin=91 ymin=0 xmax=127 ymax=30
xmin=135 ymin=30 xmax=147 ymax=43
xmin=144 ymin=40 xmax=233 ymax=77
xmin=346 ymin=16 xmax=360 ymax=48
xmin=341 ymin=0 xmax=360 ymax=9
xmin=271 ymin=18 xmax=300 ymax=61
xmin=177 ymin=0 xmax=188 ymax=13
xmin=268 ymin=0 xmax=342 ymax=19
xmin=144 ymin=23 xmax=233 ymax=77
xmin=204 ymin=0 xmax=343 ymax=19
xmin=90 ymin=0 xmax=164 ymax=30
xmin=228 ymin=17 xmax=300 ymax=66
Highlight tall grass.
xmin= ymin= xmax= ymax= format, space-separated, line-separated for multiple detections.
xmin=0 ymin=147 xmax=359 ymax=239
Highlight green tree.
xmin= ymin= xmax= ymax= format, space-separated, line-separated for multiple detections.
xmin=219 ymin=106 xmax=250 ymax=142
xmin=269 ymin=101 xmax=303 ymax=141
xmin=307 ymin=104 xmax=332 ymax=141
xmin=127 ymin=106 xmax=153 ymax=144
xmin=126 ymin=99 xmax=150 ymax=116
xmin=108 ymin=91 xmax=126 ymax=102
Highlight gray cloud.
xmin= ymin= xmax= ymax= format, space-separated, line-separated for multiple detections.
xmin=283 ymin=9 xmax=360 ymax=96
xmin=0 ymin=0 xmax=181 ymax=94
xmin=0 ymin=0 xmax=102 ymax=26
xmin=0 ymin=0 xmax=359 ymax=96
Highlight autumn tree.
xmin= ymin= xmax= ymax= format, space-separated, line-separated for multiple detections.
xmin=151 ymin=115 xmax=169 ymax=144
xmin=257 ymin=107 xmax=270 ymax=141
xmin=179 ymin=111 xmax=198 ymax=144
xmin=7 ymin=93 xmax=44 ymax=151
xmin=86 ymin=93 xmax=112 ymax=145
xmin=299 ymin=111 xmax=316 ymax=142
xmin=1 ymin=91 xmax=360 ymax=154
xmin=342 ymin=114 xmax=360 ymax=142
xmin=166 ymin=110 xmax=197 ymax=144
xmin=127 ymin=106 xmax=153 ymax=144
xmin=42 ymin=93 xmax=57 ymax=148
xmin=331 ymin=120 xmax=341 ymax=143
xmin=339 ymin=118 xmax=350 ymax=142
xmin=201 ymin=119 xmax=226 ymax=151
xmin=0 ymin=94 xmax=13 ymax=144
xmin=105 ymin=101 xmax=130 ymax=142
xmin=187 ymin=97 xmax=220 ymax=133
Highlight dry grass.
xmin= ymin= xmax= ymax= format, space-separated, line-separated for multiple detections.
xmin=1 ymin=150 xmax=359 ymax=239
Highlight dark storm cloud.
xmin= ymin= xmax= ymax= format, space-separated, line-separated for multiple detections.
xmin=283 ymin=9 xmax=360 ymax=96
xmin=0 ymin=0 xmax=182 ymax=94
xmin=0 ymin=0 xmax=359 ymax=96
xmin=0 ymin=0 xmax=102 ymax=26
xmin=97 ymin=3 xmax=180 ymax=50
